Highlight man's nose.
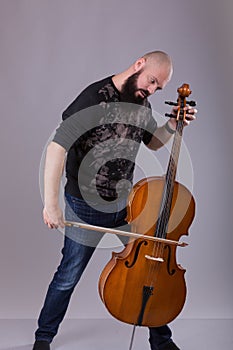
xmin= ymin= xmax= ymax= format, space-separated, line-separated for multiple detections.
xmin=148 ymin=85 xmax=157 ymax=95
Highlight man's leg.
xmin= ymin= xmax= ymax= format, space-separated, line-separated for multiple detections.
xmin=34 ymin=236 xmax=96 ymax=344
xmin=149 ymin=326 xmax=180 ymax=350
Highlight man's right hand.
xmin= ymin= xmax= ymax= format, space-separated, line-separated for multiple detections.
xmin=43 ymin=206 xmax=65 ymax=229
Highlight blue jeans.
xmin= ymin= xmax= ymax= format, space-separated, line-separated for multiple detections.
xmin=35 ymin=194 xmax=173 ymax=349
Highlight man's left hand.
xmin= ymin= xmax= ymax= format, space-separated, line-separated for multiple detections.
xmin=169 ymin=106 xmax=197 ymax=128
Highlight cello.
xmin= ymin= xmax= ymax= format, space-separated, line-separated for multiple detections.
xmin=98 ymin=83 xmax=196 ymax=329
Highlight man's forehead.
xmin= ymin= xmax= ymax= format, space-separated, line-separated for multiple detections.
xmin=144 ymin=66 xmax=169 ymax=82
xmin=143 ymin=64 xmax=172 ymax=87
xmin=146 ymin=61 xmax=170 ymax=74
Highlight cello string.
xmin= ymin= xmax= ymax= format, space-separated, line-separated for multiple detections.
xmin=160 ymin=119 xmax=183 ymax=240
xmin=146 ymin=178 xmax=171 ymax=283
xmin=151 ymin=121 xmax=184 ymax=280
xmin=146 ymin=170 xmax=172 ymax=283
xmin=145 ymin=184 xmax=171 ymax=286
xmin=144 ymin=180 xmax=170 ymax=286
xmin=151 ymin=125 xmax=179 ymax=251
xmin=145 ymin=242 xmax=161 ymax=287
xmin=146 ymin=120 xmax=184 ymax=287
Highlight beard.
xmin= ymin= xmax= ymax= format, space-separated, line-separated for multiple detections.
xmin=120 ymin=70 xmax=149 ymax=105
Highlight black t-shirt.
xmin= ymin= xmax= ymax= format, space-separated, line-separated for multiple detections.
xmin=53 ymin=76 xmax=157 ymax=201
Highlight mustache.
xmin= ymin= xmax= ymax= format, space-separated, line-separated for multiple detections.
xmin=137 ymin=89 xmax=150 ymax=97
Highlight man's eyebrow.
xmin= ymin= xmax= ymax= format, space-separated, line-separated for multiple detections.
xmin=153 ymin=76 xmax=160 ymax=86
xmin=153 ymin=77 xmax=162 ymax=90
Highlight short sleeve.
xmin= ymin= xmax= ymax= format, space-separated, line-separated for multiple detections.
xmin=52 ymin=85 xmax=102 ymax=151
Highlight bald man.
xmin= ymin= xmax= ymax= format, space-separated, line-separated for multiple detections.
xmin=33 ymin=51 xmax=196 ymax=350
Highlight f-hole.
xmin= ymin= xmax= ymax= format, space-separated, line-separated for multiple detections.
xmin=164 ymin=245 xmax=176 ymax=275
xmin=125 ymin=240 xmax=148 ymax=268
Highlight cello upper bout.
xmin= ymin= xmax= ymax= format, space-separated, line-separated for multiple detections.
xmin=126 ymin=176 xmax=195 ymax=239
xmin=126 ymin=176 xmax=166 ymax=228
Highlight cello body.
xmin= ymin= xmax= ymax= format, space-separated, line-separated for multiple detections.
xmin=99 ymin=176 xmax=195 ymax=327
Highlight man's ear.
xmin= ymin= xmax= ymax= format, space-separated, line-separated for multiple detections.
xmin=134 ymin=57 xmax=146 ymax=72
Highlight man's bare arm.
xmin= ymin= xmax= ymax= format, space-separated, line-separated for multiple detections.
xmin=146 ymin=120 xmax=175 ymax=151
xmin=43 ymin=141 xmax=66 ymax=229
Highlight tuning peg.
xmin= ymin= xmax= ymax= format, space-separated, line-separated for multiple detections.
xmin=165 ymin=101 xmax=178 ymax=106
xmin=186 ymin=100 xmax=196 ymax=107
xmin=165 ymin=113 xmax=177 ymax=119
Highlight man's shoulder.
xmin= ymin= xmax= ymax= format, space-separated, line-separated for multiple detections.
xmin=83 ymin=75 xmax=114 ymax=93
xmin=80 ymin=75 xmax=119 ymax=102
xmin=62 ymin=76 xmax=117 ymax=120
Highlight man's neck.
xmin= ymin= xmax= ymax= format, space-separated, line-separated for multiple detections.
xmin=112 ymin=68 xmax=133 ymax=93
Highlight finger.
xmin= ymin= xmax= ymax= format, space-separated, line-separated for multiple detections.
xmin=60 ymin=220 xmax=65 ymax=229
xmin=185 ymin=115 xmax=196 ymax=121
xmin=46 ymin=220 xmax=58 ymax=229
xmin=50 ymin=221 xmax=58 ymax=229
xmin=44 ymin=216 xmax=52 ymax=227
xmin=184 ymin=120 xmax=190 ymax=126
xmin=184 ymin=107 xmax=198 ymax=114
xmin=171 ymin=106 xmax=179 ymax=115
xmin=50 ymin=223 xmax=58 ymax=229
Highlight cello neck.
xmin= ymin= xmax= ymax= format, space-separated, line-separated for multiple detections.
xmin=165 ymin=119 xmax=184 ymax=191
xmin=154 ymin=121 xmax=184 ymax=239
xmin=155 ymin=83 xmax=192 ymax=239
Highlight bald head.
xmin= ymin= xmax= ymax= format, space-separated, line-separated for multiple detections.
xmin=143 ymin=50 xmax=172 ymax=64
xmin=142 ymin=50 xmax=173 ymax=78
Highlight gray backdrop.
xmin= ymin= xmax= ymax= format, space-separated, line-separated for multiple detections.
xmin=0 ymin=0 xmax=233 ymax=322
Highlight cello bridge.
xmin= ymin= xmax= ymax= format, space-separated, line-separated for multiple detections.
xmin=145 ymin=255 xmax=164 ymax=263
